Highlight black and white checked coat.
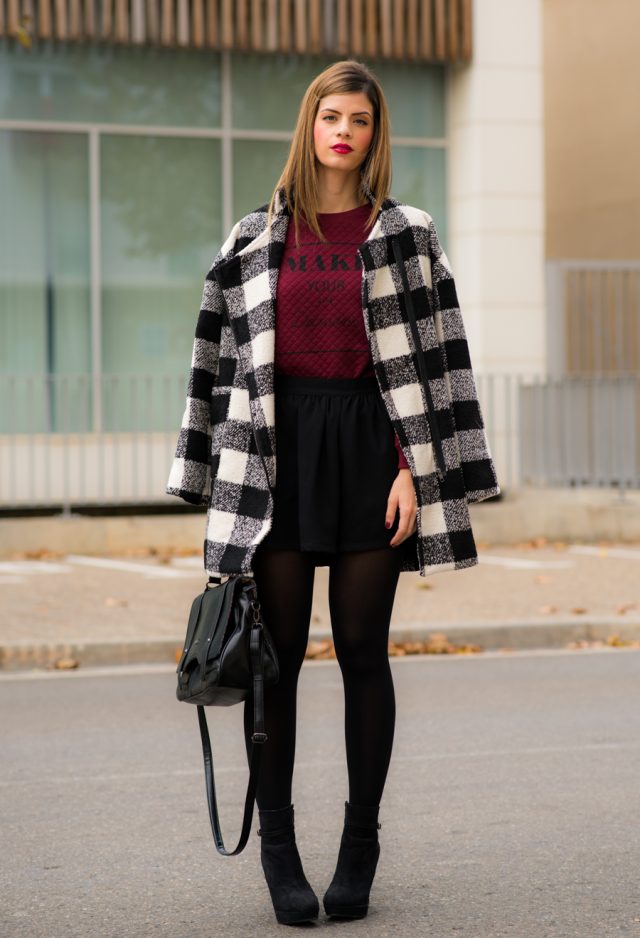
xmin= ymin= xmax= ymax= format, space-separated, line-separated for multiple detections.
xmin=166 ymin=183 xmax=500 ymax=578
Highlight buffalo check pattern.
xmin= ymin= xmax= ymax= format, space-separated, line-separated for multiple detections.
xmin=166 ymin=183 xmax=500 ymax=579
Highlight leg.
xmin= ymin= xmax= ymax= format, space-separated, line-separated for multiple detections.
xmin=323 ymin=545 xmax=403 ymax=919
xmin=244 ymin=545 xmax=320 ymax=925
xmin=243 ymin=545 xmax=316 ymax=809
xmin=328 ymin=545 xmax=403 ymax=806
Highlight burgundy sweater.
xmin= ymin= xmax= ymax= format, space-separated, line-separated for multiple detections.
xmin=275 ymin=203 xmax=409 ymax=470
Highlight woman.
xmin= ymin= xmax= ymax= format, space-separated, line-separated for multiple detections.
xmin=167 ymin=59 xmax=500 ymax=925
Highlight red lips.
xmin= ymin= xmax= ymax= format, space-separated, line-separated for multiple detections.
xmin=331 ymin=145 xmax=353 ymax=153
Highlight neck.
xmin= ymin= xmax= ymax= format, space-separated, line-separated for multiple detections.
xmin=315 ymin=166 xmax=367 ymax=213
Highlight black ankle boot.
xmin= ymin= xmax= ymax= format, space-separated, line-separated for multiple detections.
xmin=323 ymin=801 xmax=381 ymax=919
xmin=258 ymin=804 xmax=320 ymax=926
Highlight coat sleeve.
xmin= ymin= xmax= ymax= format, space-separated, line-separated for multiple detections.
xmin=165 ymin=223 xmax=241 ymax=506
xmin=424 ymin=215 xmax=501 ymax=503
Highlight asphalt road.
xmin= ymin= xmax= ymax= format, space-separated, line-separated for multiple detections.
xmin=2 ymin=649 xmax=640 ymax=938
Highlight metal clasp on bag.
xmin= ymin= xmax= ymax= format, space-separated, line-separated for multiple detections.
xmin=251 ymin=732 xmax=268 ymax=744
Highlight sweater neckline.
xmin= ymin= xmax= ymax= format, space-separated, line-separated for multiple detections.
xmin=316 ymin=203 xmax=370 ymax=216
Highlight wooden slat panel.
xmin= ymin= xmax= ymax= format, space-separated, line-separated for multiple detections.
xmin=461 ymin=0 xmax=471 ymax=60
xmin=406 ymin=0 xmax=417 ymax=59
xmin=447 ymin=0 xmax=458 ymax=59
xmin=114 ymin=0 xmax=128 ymax=40
xmin=132 ymin=0 xmax=146 ymax=42
xmin=265 ymin=0 xmax=277 ymax=50
xmin=54 ymin=0 xmax=67 ymax=38
xmin=365 ymin=0 xmax=377 ymax=57
xmin=278 ymin=0 xmax=290 ymax=52
xmin=336 ymin=0 xmax=348 ymax=54
xmin=7 ymin=0 xmax=19 ymax=33
xmin=293 ymin=0 xmax=305 ymax=53
xmin=309 ymin=0 xmax=321 ymax=53
xmin=250 ymin=0 xmax=262 ymax=50
xmin=177 ymin=0 xmax=189 ymax=44
xmin=5 ymin=0 xmax=473 ymax=60
xmin=236 ymin=0 xmax=248 ymax=48
xmin=68 ymin=0 xmax=80 ymax=38
xmin=84 ymin=0 xmax=95 ymax=37
xmin=392 ymin=0 xmax=403 ymax=58
xmin=160 ymin=0 xmax=173 ymax=45
xmin=419 ymin=0 xmax=432 ymax=60
xmin=219 ymin=0 xmax=232 ymax=47
xmin=379 ymin=0 xmax=392 ymax=58
xmin=205 ymin=0 xmax=217 ymax=46
xmin=433 ymin=0 xmax=445 ymax=59
xmin=100 ymin=0 xmax=112 ymax=38
xmin=350 ymin=0 xmax=362 ymax=56
xmin=145 ymin=0 xmax=159 ymax=41
xmin=38 ymin=0 xmax=52 ymax=37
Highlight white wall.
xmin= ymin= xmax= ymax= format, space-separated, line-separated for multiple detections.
xmin=446 ymin=0 xmax=545 ymax=377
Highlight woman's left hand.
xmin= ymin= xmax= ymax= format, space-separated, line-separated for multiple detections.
xmin=386 ymin=468 xmax=417 ymax=547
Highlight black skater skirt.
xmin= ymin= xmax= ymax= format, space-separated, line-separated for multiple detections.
xmin=257 ymin=372 xmax=418 ymax=566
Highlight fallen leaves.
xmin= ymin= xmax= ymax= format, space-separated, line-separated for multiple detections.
xmin=304 ymin=633 xmax=483 ymax=659
xmin=52 ymin=657 xmax=80 ymax=669
xmin=567 ymin=634 xmax=640 ymax=650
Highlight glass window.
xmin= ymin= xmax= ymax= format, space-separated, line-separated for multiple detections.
xmin=0 ymin=129 xmax=90 ymax=433
xmin=232 ymin=52 xmax=339 ymax=131
xmin=231 ymin=52 xmax=445 ymax=139
xmin=391 ymin=144 xmax=448 ymax=250
xmin=374 ymin=60 xmax=446 ymax=139
xmin=0 ymin=45 xmax=221 ymax=128
xmin=232 ymin=139 xmax=292 ymax=219
xmin=101 ymin=134 xmax=222 ymax=430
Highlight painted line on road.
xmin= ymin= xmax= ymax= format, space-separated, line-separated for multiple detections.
xmin=478 ymin=555 xmax=574 ymax=569
xmin=0 ymin=561 xmax=70 ymax=574
xmin=569 ymin=545 xmax=640 ymax=560
xmin=65 ymin=554 xmax=201 ymax=579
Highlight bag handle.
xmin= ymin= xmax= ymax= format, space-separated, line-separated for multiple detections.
xmin=196 ymin=619 xmax=267 ymax=856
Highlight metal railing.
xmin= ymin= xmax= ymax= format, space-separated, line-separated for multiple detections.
xmin=0 ymin=371 xmax=638 ymax=510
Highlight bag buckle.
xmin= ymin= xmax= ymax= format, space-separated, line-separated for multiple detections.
xmin=251 ymin=731 xmax=268 ymax=744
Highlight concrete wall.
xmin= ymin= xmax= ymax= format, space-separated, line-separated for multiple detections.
xmin=447 ymin=0 xmax=546 ymax=377
xmin=544 ymin=0 xmax=640 ymax=260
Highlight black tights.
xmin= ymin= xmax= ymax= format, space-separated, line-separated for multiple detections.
xmin=243 ymin=544 xmax=403 ymax=810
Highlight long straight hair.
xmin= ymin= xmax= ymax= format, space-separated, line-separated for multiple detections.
xmin=266 ymin=59 xmax=392 ymax=247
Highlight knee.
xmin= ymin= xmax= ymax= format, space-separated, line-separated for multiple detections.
xmin=332 ymin=628 xmax=390 ymax=679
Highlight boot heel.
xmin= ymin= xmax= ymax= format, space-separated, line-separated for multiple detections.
xmin=258 ymin=804 xmax=319 ymax=926
xmin=323 ymin=801 xmax=381 ymax=920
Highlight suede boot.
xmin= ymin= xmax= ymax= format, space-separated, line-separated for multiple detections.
xmin=323 ymin=801 xmax=381 ymax=919
xmin=258 ymin=804 xmax=319 ymax=926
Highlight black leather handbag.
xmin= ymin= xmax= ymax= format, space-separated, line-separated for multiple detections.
xmin=176 ymin=573 xmax=279 ymax=856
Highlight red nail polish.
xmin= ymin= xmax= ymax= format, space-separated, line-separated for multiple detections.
xmin=385 ymin=521 xmax=391 ymax=528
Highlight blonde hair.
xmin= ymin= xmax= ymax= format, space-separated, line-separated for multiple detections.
xmin=266 ymin=58 xmax=392 ymax=247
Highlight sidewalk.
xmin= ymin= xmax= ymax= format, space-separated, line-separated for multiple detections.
xmin=1 ymin=536 xmax=639 ymax=668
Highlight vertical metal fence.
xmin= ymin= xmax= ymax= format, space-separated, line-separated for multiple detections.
xmin=0 ymin=371 xmax=637 ymax=510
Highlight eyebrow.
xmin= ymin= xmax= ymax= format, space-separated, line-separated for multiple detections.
xmin=319 ymin=108 xmax=372 ymax=117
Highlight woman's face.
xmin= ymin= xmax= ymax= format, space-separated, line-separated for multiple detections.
xmin=313 ymin=91 xmax=375 ymax=174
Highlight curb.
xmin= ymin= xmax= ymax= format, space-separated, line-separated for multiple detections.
xmin=2 ymin=617 xmax=640 ymax=671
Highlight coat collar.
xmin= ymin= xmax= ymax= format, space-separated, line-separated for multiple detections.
xmin=212 ymin=184 xmax=406 ymax=493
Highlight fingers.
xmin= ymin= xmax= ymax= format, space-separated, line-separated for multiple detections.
xmin=386 ymin=495 xmax=417 ymax=547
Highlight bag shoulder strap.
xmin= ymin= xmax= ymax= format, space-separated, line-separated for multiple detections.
xmin=196 ymin=621 xmax=267 ymax=856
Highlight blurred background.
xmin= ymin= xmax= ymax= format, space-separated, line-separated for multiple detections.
xmin=0 ymin=0 xmax=638 ymax=547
